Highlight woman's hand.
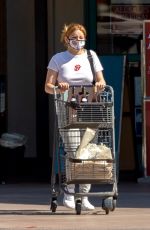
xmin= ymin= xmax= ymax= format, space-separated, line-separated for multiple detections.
xmin=58 ymin=82 xmax=69 ymax=93
xmin=95 ymin=71 xmax=106 ymax=91
xmin=95 ymin=79 xmax=106 ymax=91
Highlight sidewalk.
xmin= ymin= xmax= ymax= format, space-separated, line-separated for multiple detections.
xmin=0 ymin=182 xmax=150 ymax=229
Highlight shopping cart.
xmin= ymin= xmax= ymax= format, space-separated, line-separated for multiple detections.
xmin=50 ymin=85 xmax=118 ymax=215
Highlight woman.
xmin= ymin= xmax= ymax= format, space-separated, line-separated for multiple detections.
xmin=45 ymin=23 xmax=106 ymax=210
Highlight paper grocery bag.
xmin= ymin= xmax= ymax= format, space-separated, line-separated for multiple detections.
xmin=76 ymin=127 xmax=96 ymax=159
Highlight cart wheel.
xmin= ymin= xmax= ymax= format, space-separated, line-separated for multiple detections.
xmin=102 ymin=197 xmax=113 ymax=214
xmin=50 ymin=199 xmax=58 ymax=213
xmin=102 ymin=199 xmax=108 ymax=214
xmin=111 ymin=199 xmax=117 ymax=212
xmin=75 ymin=199 xmax=82 ymax=215
xmin=105 ymin=208 xmax=109 ymax=215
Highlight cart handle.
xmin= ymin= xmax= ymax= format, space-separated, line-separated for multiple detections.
xmin=53 ymin=85 xmax=114 ymax=98
xmin=53 ymin=85 xmax=112 ymax=91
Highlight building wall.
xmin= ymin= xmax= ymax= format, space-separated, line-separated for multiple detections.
xmin=47 ymin=0 xmax=84 ymax=56
xmin=6 ymin=0 xmax=36 ymax=157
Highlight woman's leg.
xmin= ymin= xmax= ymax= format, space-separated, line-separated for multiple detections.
xmin=63 ymin=184 xmax=75 ymax=209
xmin=79 ymin=184 xmax=95 ymax=210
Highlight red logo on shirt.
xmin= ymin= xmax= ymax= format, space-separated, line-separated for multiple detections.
xmin=74 ymin=64 xmax=81 ymax=71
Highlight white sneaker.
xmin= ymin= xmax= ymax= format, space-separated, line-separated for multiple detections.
xmin=63 ymin=195 xmax=75 ymax=209
xmin=81 ymin=197 xmax=95 ymax=211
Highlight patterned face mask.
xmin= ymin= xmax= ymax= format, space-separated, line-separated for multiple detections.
xmin=68 ymin=39 xmax=85 ymax=50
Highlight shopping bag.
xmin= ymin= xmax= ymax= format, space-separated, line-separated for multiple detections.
xmin=75 ymin=127 xmax=96 ymax=159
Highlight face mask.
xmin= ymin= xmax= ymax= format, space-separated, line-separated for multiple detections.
xmin=69 ymin=39 xmax=85 ymax=50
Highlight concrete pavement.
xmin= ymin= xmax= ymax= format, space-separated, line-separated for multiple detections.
xmin=0 ymin=182 xmax=150 ymax=229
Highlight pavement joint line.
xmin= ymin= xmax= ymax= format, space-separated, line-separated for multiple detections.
xmin=0 ymin=210 xmax=51 ymax=215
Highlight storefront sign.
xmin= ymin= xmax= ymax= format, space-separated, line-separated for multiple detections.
xmin=111 ymin=5 xmax=150 ymax=35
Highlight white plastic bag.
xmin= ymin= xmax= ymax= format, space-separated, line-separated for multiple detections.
xmin=76 ymin=143 xmax=112 ymax=160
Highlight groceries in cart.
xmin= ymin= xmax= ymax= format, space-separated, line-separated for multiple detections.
xmin=76 ymin=127 xmax=112 ymax=160
xmin=65 ymin=86 xmax=113 ymax=125
xmin=66 ymin=127 xmax=113 ymax=182
xmin=68 ymin=86 xmax=89 ymax=110
xmin=75 ymin=127 xmax=96 ymax=158
xmin=76 ymin=142 xmax=112 ymax=160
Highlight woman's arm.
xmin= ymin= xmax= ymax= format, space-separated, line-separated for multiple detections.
xmin=45 ymin=69 xmax=58 ymax=94
xmin=45 ymin=69 xmax=69 ymax=94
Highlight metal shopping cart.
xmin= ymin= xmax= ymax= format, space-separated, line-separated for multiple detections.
xmin=50 ymin=85 xmax=118 ymax=215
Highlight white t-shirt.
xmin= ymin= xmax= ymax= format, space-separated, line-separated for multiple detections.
xmin=47 ymin=50 xmax=103 ymax=86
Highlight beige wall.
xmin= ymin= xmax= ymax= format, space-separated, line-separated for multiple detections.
xmin=6 ymin=0 xmax=36 ymax=157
